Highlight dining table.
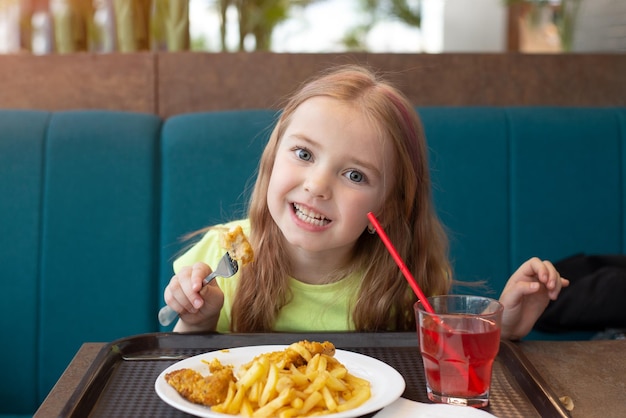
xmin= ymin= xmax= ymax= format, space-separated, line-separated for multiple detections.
xmin=34 ymin=331 xmax=625 ymax=418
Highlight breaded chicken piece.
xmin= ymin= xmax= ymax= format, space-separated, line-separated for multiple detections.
xmin=245 ymin=340 xmax=336 ymax=371
xmin=165 ymin=359 xmax=235 ymax=406
xmin=220 ymin=225 xmax=254 ymax=265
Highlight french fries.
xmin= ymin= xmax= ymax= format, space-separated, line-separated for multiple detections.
xmin=209 ymin=341 xmax=371 ymax=417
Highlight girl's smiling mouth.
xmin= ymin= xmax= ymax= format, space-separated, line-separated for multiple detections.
xmin=292 ymin=203 xmax=331 ymax=226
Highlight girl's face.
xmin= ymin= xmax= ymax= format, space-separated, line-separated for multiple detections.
xmin=267 ymin=96 xmax=395 ymax=258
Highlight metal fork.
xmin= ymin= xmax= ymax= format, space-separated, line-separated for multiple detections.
xmin=158 ymin=252 xmax=239 ymax=326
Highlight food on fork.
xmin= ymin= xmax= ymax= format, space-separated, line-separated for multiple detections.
xmin=164 ymin=340 xmax=371 ymax=416
xmin=220 ymin=224 xmax=254 ymax=265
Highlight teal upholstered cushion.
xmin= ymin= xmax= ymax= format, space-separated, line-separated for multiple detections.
xmin=420 ymin=107 xmax=626 ymax=299
xmin=37 ymin=111 xmax=162 ymax=399
xmin=508 ymin=108 xmax=624 ymax=265
xmin=618 ymin=107 xmax=626 ymax=251
xmin=0 ymin=111 xmax=50 ymax=415
xmin=419 ymin=107 xmax=510 ymax=296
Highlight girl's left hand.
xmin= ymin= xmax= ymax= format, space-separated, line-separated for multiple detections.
xmin=499 ymin=257 xmax=569 ymax=340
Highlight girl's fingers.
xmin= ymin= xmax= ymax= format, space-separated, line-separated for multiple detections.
xmin=190 ymin=262 xmax=211 ymax=291
xmin=521 ymin=258 xmax=561 ymax=286
xmin=507 ymin=280 xmax=540 ymax=304
xmin=164 ymin=274 xmax=194 ymax=313
xmin=166 ymin=263 xmax=213 ymax=313
xmin=548 ymin=276 xmax=569 ymax=300
xmin=190 ymin=262 xmax=213 ymax=309
xmin=525 ymin=258 xmax=569 ymax=300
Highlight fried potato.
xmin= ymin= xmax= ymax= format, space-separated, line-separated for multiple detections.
xmin=213 ymin=340 xmax=371 ymax=417
xmin=165 ymin=340 xmax=371 ymax=417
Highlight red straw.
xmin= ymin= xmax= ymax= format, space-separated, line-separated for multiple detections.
xmin=367 ymin=212 xmax=483 ymax=392
xmin=367 ymin=212 xmax=434 ymax=312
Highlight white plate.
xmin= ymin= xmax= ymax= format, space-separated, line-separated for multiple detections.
xmin=155 ymin=345 xmax=406 ymax=418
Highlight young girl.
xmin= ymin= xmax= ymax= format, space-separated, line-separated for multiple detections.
xmin=163 ymin=65 xmax=568 ymax=340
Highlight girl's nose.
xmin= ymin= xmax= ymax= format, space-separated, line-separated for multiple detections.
xmin=303 ymin=169 xmax=332 ymax=199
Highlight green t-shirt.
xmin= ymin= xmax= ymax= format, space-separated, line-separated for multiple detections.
xmin=173 ymin=219 xmax=359 ymax=333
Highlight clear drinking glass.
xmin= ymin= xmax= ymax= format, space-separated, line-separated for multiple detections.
xmin=415 ymin=295 xmax=503 ymax=408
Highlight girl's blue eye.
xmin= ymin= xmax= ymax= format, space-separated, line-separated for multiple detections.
xmin=346 ymin=170 xmax=364 ymax=183
xmin=296 ymin=148 xmax=312 ymax=161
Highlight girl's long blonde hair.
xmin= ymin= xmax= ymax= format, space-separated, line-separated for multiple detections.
xmin=231 ymin=65 xmax=451 ymax=332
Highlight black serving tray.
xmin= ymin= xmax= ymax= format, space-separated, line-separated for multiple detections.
xmin=61 ymin=332 xmax=571 ymax=418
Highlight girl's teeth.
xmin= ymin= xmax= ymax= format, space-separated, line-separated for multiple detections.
xmin=293 ymin=203 xmax=330 ymax=226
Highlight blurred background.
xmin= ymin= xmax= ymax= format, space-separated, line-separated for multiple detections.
xmin=0 ymin=0 xmax=624 ymax=55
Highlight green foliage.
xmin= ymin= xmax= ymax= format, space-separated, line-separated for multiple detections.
xmin=343 ymin=0 xmax=420 ymax=50
xmin=358 ymin=0 xmax=421 ymax=27
xmin=215 ymin=0 xmax=319 ymax=51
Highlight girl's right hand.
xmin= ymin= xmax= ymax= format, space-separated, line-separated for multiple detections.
xmin=163 ymin=262 xmax=224 ymax=332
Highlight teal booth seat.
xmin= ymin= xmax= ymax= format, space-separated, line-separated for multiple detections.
xmin=0 ymin=111 xmax=162 ymax=417
xmin=1 ymin=107 xmax=625 ymax=416
xmin=0 ymin=111 xmax=50 ymax=417
xmin=37 ymin=111 xmax=162 ymax=397
xmin=422 ymin=107 xmax=626 ymax=293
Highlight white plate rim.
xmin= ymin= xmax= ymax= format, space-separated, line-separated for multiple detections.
xmin=155 ymin=344 xmax=406 ymax=418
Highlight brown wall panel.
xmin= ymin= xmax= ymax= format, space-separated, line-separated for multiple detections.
xmin=0 ymin=53 xmax=156 ymax=114
xmin=157 ymin=53 xmax=626 ymax=118
xmin=156 ymin=52 xmax=362 ymax=116
xmin=1 ymin=52 xmax=624 ymax=118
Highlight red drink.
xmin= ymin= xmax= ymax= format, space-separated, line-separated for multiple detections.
xmin=416 ymin=296 xmax=502 ymax=407
xmin=420 ymin=322 xmax=500 ymax=397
